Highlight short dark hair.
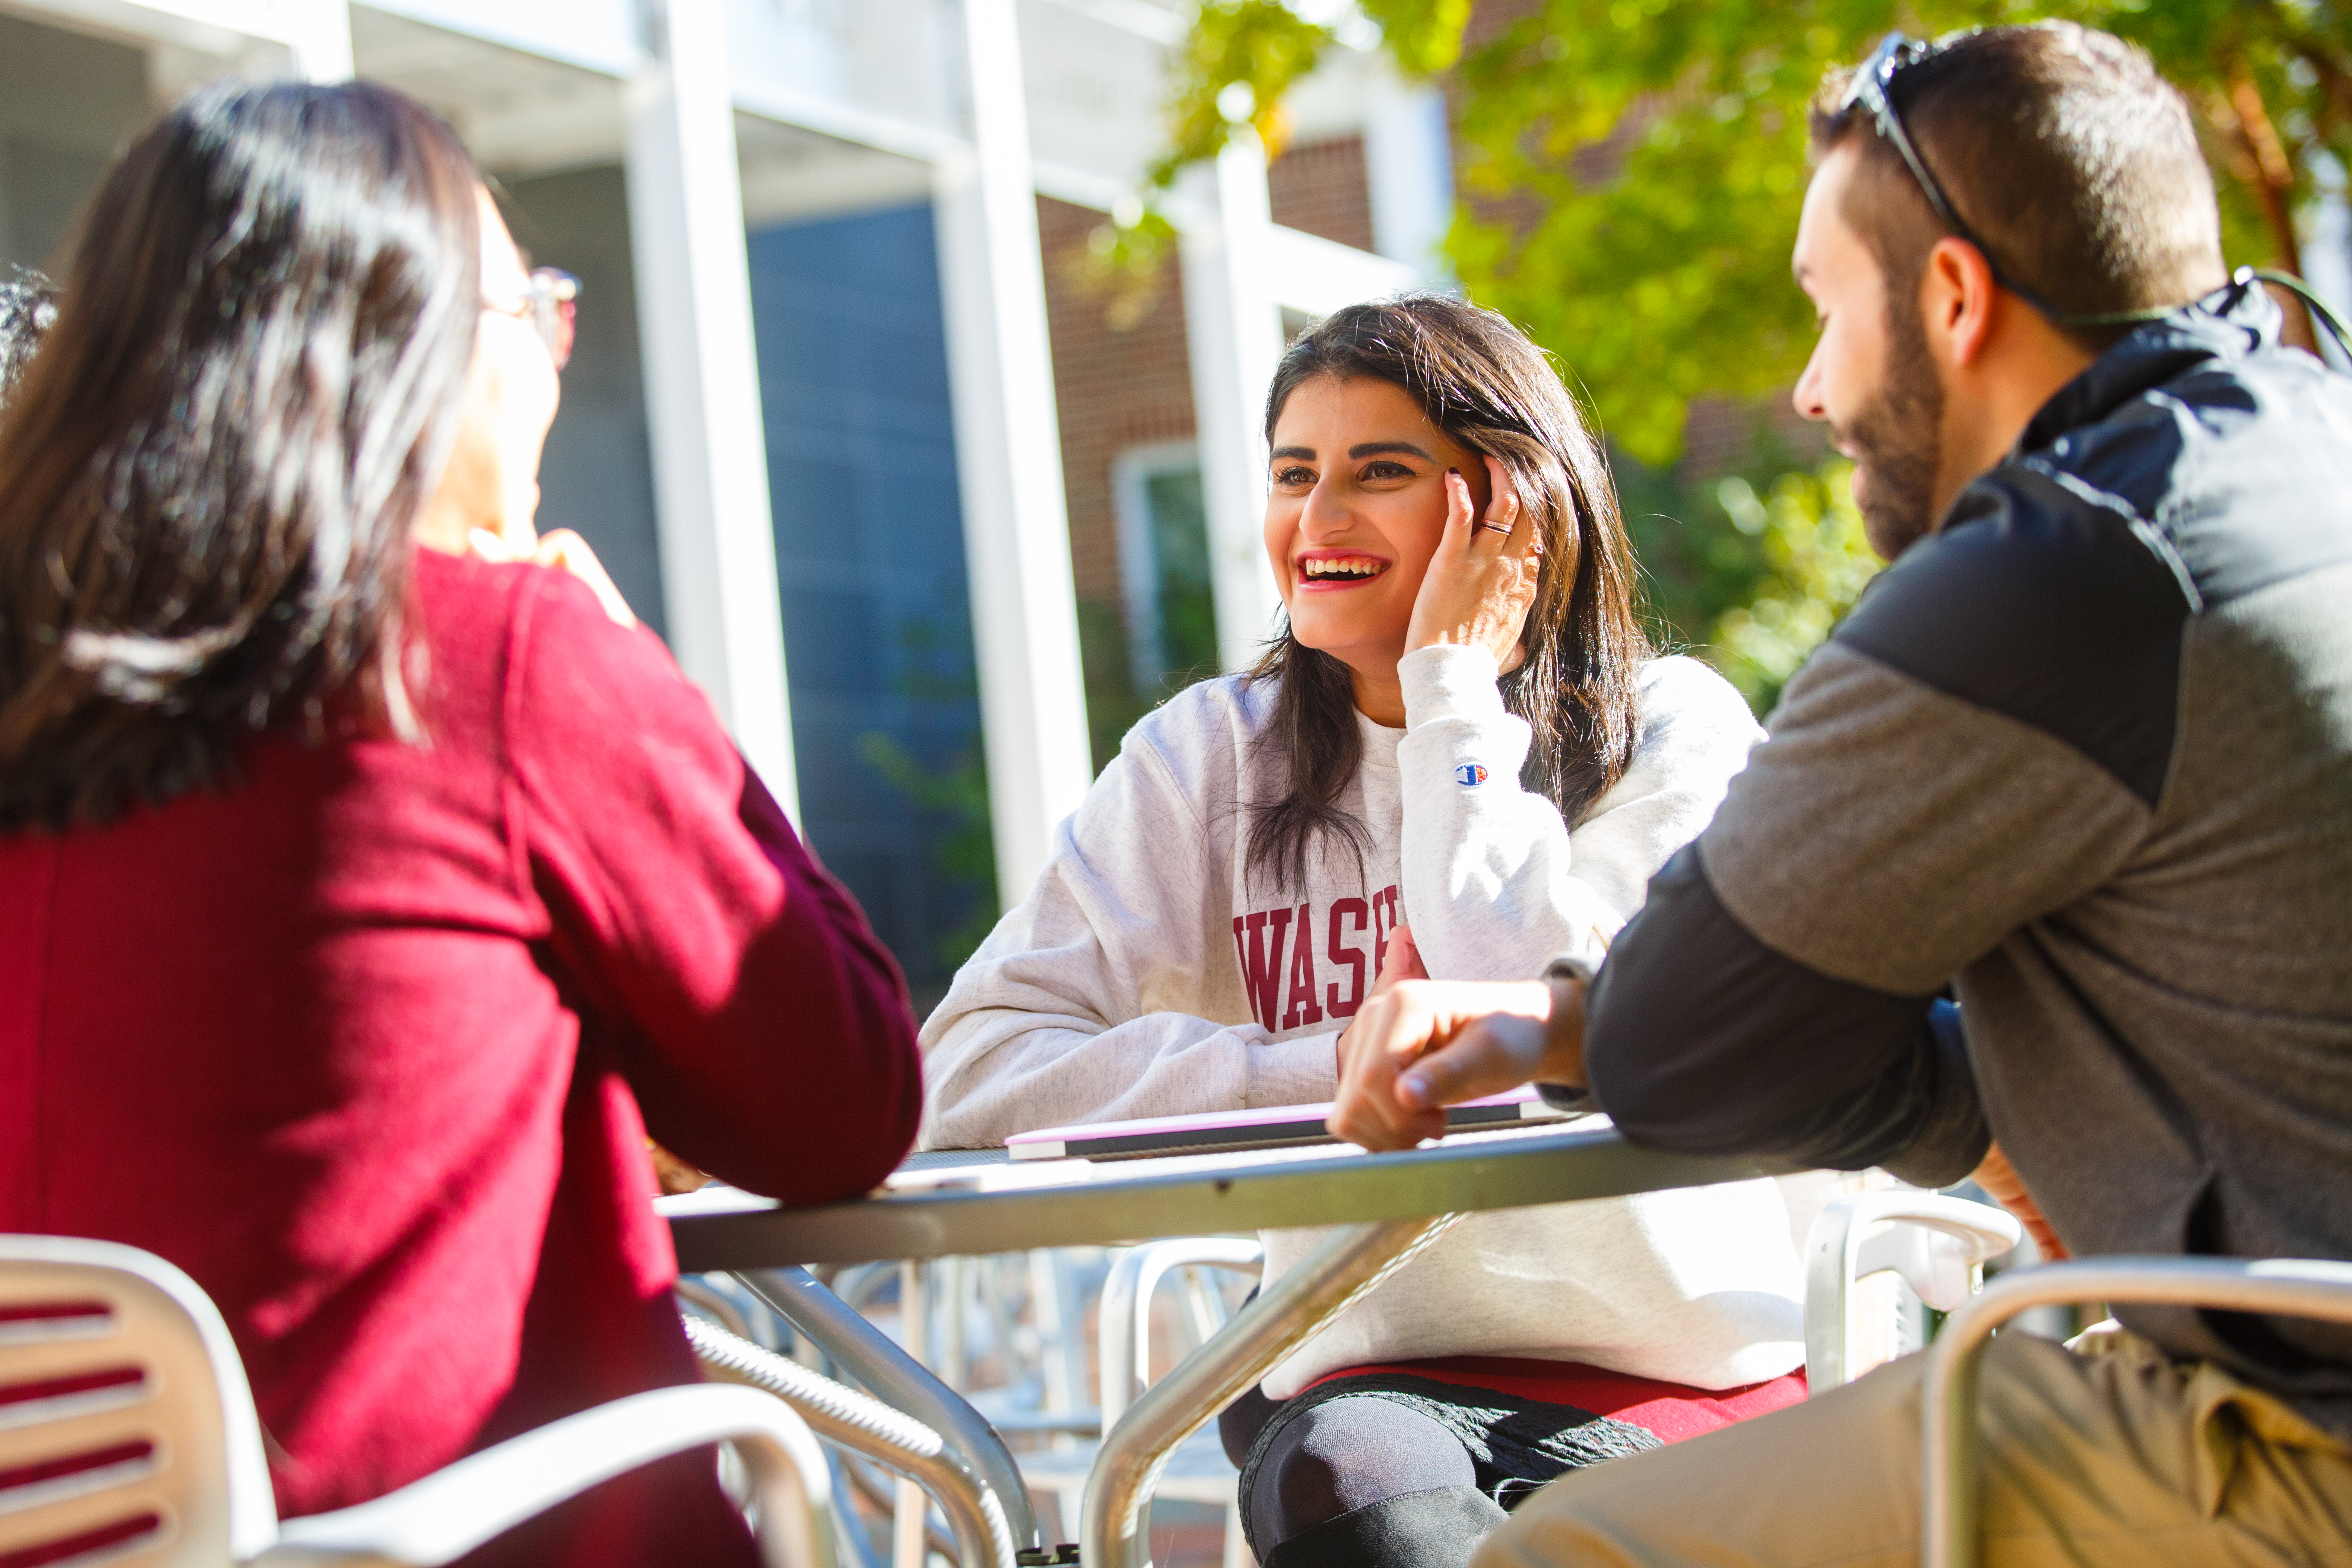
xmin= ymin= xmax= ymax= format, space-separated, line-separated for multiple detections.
xmin=1246 ymin=295 xmax=1650 ymax=895
xmin=0 ymin=82 xmax=481 ymax=833
xmin=1811 ymin=22 xmax=2227 ymax=346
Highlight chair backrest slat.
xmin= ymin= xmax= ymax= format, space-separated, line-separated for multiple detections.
xmin=0 ymin=1238 xmax=279 ymax=1568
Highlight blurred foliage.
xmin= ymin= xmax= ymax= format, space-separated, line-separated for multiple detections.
xmin=1703 ymin=460 xmax=1880 ymax=708
xmin=1612 ymin=423 xmax=1880 ymax=712
xmin=1359 ymin=0 xmax=1475 ymax=73
xmin=1152 ymin=0 xmax=2352 ymax=706
xmin=854 ymin=604 xmax=999 ymax=978
xmin=1056 ymin=205 xmax=1179 ymax=332
xmin=1621 ymin=442 xmax=1884 ymax=718
xmin=1078 ymin=469 xmax=1223 ymax=768
xmin=1077 ymin=599 xmax=1153 ymax=771
xmin=854 ymin=733 xmax=1000 ymax=975
xmin=1068 ymin=1 xmax=1337 ymax=323
xmin=1156 ymin=0 xmax=1337 ymax=181
xmin=1423 ymin=0 xmax=2352 ymax=463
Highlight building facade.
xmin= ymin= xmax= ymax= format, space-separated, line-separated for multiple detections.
xmin=0 ymin=0 xmax=1448 ymax=1001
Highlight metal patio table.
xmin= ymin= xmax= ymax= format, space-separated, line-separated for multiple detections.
xmin=665 ymin=1120 xmax=1766 ymax=1568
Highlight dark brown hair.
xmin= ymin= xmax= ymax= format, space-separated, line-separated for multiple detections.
xmin=0 ymin=82 xmax=482 ymax=832
xmin=1245 ymin=295 xmax=1650 ymax=895
xmin=1810 ymin=22 xmax=2227 ymax=350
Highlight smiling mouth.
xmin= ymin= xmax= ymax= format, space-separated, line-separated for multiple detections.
xmin=1299 ymin=557 xmax=1389 ymax=583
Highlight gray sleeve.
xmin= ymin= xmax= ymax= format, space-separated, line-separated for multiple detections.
xmin=1570 ymin=840 xmax=1990 ymax=1184
xmin=1578 ymin=643 xmax=2149 ymax=1179
xmin=1577 ymin=474 xmax=2184 ymax=1178
xmin=1700 ymin=643 xmax=2153 ymax=996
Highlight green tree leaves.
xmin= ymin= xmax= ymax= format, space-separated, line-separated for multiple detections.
xmin=1150 ymin=1 xmax=2350 ymax=710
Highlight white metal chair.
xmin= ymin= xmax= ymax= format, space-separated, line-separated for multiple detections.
xmin=1802 ymin=1192 xmax=2023 ymax=1390
xmin=1018 ymin=1240 xmax=1265 ymax=1565
xmin=1052 ymin=1202 xmax=2020 ymax=1562
xmin=1098 ymin=1239 xmax=1265 ymax=1432
xmin=0 ymin=1235 xmax=836 ymax=1568
xmin=1919 ymin=1255 xmax=2352 ymax=1568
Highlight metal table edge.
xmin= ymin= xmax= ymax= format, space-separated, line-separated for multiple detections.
xmin=671 ymin=1126 xmax=1766 ymax=1270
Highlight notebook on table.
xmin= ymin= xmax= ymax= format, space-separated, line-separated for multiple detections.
xmin=1005 ymin=1086 xmax=1571 ymax=1162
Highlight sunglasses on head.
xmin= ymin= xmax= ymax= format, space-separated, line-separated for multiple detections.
xmin=484 ymin=266 xmax=580 ymax=370
xmin=1839 ymin=36 xmax=2352 ymax=353
xmin=1837 ymin=33 xmax=2168 ymax=332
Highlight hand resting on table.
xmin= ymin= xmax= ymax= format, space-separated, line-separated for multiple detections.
xmin=1327 ymin=973 xmax=1586 ymax=1152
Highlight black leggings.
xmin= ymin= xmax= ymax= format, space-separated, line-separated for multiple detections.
xmin=1218 ymin=1384 xmax=1507 ymax=1568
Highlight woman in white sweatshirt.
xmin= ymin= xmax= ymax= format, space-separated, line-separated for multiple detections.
xmin=922 ymin=297 xmax=1806 ymax=1568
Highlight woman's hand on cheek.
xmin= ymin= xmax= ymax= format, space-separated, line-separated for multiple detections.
xmin=1404 ymin=454 xmax=1541 ymax=669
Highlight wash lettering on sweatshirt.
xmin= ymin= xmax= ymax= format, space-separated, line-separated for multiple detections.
xmin=1233 ymin=885 xmax=1401 ymax=1029
xmin=922 ymin=645 xmax=1810 ymax=1395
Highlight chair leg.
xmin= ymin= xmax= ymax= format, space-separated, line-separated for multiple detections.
xmin=894 ymin=1475 xmax=929 ymax=1568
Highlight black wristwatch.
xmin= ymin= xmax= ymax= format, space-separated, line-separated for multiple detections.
xmin=1536 ymin=954 xmax=1596 ymax=1112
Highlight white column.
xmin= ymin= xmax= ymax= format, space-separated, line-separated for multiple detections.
xmin=933 ymin=0 xmax=1094 ymax=913
xmin=1179 ymin=129 xmax=1286 ymax=677
xmin=281 ymin=0 xmax=352 ymax=80
xmin=1361 ymin=65 xmax=1454 ymax=276
xmin=624 ymin=0 xmax=798 ymax=817
xmin=26 ymin=0 xmax=351 ymax=81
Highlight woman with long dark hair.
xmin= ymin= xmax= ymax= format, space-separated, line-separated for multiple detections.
xmin=924 ymin=297 xmax=1807 ymax=1566
xmin=0 ymin=82 xmax=920 ymax=1565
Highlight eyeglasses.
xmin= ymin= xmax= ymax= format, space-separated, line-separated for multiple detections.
xmin=1838 ymin=34 xmax=2161 ymax=330
xmin=483 ymin=266 xmax=580 ymax=370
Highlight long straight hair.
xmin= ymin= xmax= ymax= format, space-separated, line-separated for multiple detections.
xmin=1246 ymin=296 xmax=1650 ymax=895
xmin=0 ymin=82 xmax=482 ymax=833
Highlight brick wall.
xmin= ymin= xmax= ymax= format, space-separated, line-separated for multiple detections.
xmin=1032 ymin=136 xmax=1378 ymax=763
xmin=1267 ymin=133 xmax=1376 ymax=253
xmin=1036 ymin=195 xmax=1203 ymax=762
xmin=1034 ymin=135 xmax=1375 ymax=619
xmin=1035 ymin=194 xmax=1199 ymax=606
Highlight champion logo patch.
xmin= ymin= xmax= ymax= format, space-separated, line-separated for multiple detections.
xmin=1454 ymin=763 xmax=1489 ymax=787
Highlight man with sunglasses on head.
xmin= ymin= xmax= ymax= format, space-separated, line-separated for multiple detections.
xmin=1330 ymin=21 xmax=2352 ymax=1566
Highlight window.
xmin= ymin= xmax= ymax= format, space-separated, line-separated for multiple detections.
xmin=1112 ymin=441 xmax=1219 ymax=699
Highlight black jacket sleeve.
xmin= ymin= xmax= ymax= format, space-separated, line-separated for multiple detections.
xmin=1578 ymin=844 xmax=1989 ymax=1185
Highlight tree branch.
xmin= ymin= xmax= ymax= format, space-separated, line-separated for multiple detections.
xmin=2225 ymin=59 xmax=2317 ymax=351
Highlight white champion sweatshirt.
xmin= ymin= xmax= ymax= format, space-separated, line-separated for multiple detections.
xmin=920 ymin=645 xmax=1806 ymax=1396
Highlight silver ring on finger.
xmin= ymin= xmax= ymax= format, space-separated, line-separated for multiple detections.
xmin=1474 ymin=521 xmax=1513 ymax=536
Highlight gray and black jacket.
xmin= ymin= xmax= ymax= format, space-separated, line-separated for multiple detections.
xmin=1570 ymin=276 xmax=2352 ymax=1432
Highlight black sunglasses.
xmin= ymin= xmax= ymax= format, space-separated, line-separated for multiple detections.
xmin=1840 ymin=31 xmax=2351 ymax=358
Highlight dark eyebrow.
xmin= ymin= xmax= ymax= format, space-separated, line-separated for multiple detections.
xmin=1270 ymin=445 xmax=1316 ymax=461
xmin=1348 ymin=441 xmax=1434 ymax=461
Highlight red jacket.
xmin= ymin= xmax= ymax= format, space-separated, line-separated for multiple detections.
xmin=0 ymin=547 xmax=923 ymax=1564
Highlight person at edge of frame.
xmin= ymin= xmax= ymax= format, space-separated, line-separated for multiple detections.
xmin=1329 ymin=21 xmax=2352 ymax=1568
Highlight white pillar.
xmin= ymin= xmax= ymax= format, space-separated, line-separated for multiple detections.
xmin=22 ymin=0 xmax=352 ymax=82
xmin=933 ymin=0 xmax=1094 ymax=912
xmin=1179 ymin=129 xmax=1286 ymax=677
xmin=283 ymin=0 xmax=352 ymax=81
xmin=624 ymin=0 xmax=798 ymax=817
xmin=1362 ymin=66 xmax=1453 ymax=276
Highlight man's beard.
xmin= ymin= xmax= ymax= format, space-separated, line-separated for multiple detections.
xmin=1835 ymin=296 xmax=1947 ymax=560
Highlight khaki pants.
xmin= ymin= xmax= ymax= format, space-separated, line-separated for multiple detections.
xmin=1475 ymin=1330 xmax=2352 ymax=1567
